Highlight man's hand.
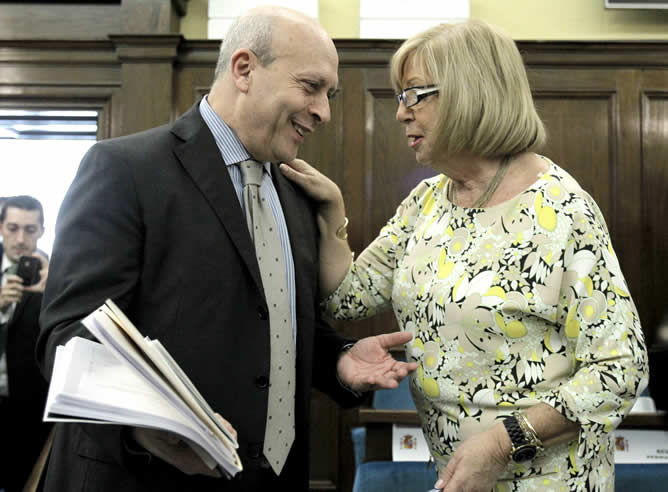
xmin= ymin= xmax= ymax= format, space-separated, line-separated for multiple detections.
xmin=434 ymin=423 xmax=510 ymax=491
xmin=23 ymin=252 xmax=49 ymax=294
xmin=0 ymin=275 xmax=23 ymax=312
xmin=337 ymin=331 xmax=418 ymax=392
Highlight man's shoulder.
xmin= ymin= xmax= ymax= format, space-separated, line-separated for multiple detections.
xmin=91 ymin=104 xmax=203 ymax=156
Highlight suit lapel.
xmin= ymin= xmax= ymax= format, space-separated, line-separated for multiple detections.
xmin=0 ymin=245 xmax=27 ymax=327
xmin=271 ymin=163 xmax=315 ymax=321
xmin=9 ymin=293 xmax=28 ymax=326
xmin=171 ymin=106 xmax=264 ymax=295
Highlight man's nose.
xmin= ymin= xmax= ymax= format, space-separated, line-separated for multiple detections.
xmin=311 ymin=94 xmax=331 ymax=125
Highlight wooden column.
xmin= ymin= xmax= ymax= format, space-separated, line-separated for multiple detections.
xmin=110 ymin=35 xmax=182 ymax=137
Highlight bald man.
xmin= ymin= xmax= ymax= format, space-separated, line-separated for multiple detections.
xmin=37 ymin=6 xmax=416 ymax=491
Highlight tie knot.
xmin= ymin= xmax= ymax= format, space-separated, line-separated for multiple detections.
xmin=239 ymin=160 xmax=264 ymax=187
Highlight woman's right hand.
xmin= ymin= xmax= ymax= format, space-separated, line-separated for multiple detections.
xmin=433 ymin=424 xmax=510 ymax=491
xmin=279 ymin=159 xmax=344 ymax=209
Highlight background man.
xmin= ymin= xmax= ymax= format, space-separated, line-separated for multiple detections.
xmin=0 ymin=195 xmax=50 ymax=492
xmin=37 ymin=6 xmax=416 ymax=491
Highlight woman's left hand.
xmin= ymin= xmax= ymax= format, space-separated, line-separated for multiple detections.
xmin=434 ymin=424 xmax=510 ymax=491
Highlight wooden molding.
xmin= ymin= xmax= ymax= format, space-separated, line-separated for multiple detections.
xmin=109 ymin=34 xmax=182 ymax=62
xmin=309 ymin=479 xmax=337 ymax=491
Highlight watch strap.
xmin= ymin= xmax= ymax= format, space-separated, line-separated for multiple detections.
xmin=503 ymin=412 xmax=541 ymax=462
xmin=503 ymin=415 xmax=527 ymax=448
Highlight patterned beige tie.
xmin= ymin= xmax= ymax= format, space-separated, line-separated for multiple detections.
xmin=238 ymin=159 xmax=295 ymax=475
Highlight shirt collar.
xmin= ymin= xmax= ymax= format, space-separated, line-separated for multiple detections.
xmin=199 ymin=96 xmax=271 ymax=175
xmin=1 ymin=253 xmax=14 ymax=274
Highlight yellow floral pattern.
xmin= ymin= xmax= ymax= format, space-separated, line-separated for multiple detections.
xmin=326 ymin=158 xmax=648 ymax=491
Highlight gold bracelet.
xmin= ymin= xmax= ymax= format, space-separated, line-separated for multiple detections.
xmin=335 ymin=217 xmax=349 ymax=240
xmin=514 ymin=411 xmax=544 ymax=450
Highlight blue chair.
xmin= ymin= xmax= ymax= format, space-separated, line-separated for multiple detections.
xmin=616 ymin=464 xmax=668 ymax=492
xmin=351 ymin=377 xmax=437 ymax=492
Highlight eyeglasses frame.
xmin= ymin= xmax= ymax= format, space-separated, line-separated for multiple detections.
xmin=396 ymin=85 xmax=440 ymax=108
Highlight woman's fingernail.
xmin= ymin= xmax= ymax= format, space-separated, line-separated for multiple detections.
xmin=435 ymin=479 xmax=444 ymax=489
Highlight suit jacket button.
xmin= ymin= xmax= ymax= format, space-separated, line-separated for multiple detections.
xmin=257 ymin=306 xmax=268 ymax=320
xmin=255 ymin=376 xmax=269 ymax=389
xmin=248 ymin=444 xmax=262 ymax=459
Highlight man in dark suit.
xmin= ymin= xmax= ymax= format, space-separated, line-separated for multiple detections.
xmin=0 ymin=195 xmax=51 ymax=492
xmin=37 ymin=6 xmax=416 ymax=491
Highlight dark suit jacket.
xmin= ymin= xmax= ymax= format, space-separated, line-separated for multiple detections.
xmin=37 ymin=104 xmax=362 ymax=491
xmin=0 ymin=244 xmax=51 ymax=492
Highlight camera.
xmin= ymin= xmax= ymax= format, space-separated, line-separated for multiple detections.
xmin=16 ymin=255 xmax=41 ymax=286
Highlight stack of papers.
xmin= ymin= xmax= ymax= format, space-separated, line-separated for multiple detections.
xmin=44 ymin=299 xmax=242 ymax=478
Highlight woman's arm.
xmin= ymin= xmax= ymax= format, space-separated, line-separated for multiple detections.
xmin=280 ymin=159 xmax=353 ymax=297
xmin=523 ymin=402 xmax=580 ymax=448
xmin=434 ymin=403 xmax=580 ymax=491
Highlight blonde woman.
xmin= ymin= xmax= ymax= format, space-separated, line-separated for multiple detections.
xmin=281 ymin=20 xmax=648 ymax=492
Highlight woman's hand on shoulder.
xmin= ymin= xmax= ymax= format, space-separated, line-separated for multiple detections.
xmin=280 ymin=159 xmax=343 ymax=207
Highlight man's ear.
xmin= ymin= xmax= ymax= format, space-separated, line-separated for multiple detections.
xmin=229 ymin=48 xmax=255 ymax=93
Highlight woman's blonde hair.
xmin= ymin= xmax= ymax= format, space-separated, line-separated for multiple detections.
xmin=390 ymin=20 xmax=545 ymax=159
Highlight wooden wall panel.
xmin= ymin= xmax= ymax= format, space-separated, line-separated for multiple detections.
xmin=0 ymin=0 xmax=186 ymax=40
xmin=533 ymin=94 xmax=615 ymax=223
xmin=365 ymin=89 xmax=437 ymax=243
xmin=0 ymin=4 xmax=122 ymax=40
xmin=111 ymin=35 xmax=181 ymax=136
xmin=173 ymin=40 xmax=218 ymax=117
xmin=641 ymin=83 xmax=668 ymax=347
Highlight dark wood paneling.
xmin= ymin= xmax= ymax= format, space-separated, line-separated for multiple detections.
xmin=0 ymin=0 xmax=186 ymax=40
xmin=0 ymin=4 xmax=121 ymax=40
xmin=641 ymin=84 xmax=668 ymax=347
xmin=366 ymin=88 xmax=436 ymax=242
xmin=121 ymin=0 xmax=181 ymax=34
xmin=110 ymin=35 xmax=181 ymax=135
xmin=533 ymin=94 xmax=615 ymax=223
xmin=308 ymin=390 xmax=340 ymax=492
xmin=173 ymin=40 xmax=218 ymax=117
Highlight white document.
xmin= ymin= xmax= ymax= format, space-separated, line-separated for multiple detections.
xmin=614 ymin=429 xmax=668 ymax=464
xmin=44 ymin=299 xmax=242 ymax=478
xmin=392 ymin=424 xmax=431 ymax=462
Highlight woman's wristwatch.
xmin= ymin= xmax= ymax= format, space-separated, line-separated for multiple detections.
xmin=502 ymin=411 xmax=544 ymax=462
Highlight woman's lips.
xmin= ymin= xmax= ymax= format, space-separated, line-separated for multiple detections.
xmin=409 ymin=136 xmax=424 ymax=148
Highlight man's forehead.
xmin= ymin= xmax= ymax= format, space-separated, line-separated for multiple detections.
xmin=3 ymin=207 xmax=41 ymax=225
xmin=272 ymin=19 xmax=338 ymax=68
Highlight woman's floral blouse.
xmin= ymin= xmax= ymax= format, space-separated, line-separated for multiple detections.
xmin=326 ymin=158 xmax=648 ymax=491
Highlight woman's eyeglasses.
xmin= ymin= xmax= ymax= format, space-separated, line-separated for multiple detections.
xmin=396 ymin=85 xmax=439 ymax=108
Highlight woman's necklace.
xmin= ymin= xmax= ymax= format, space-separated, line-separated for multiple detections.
xmin=448 ymin=154 xmax=512 ymax=208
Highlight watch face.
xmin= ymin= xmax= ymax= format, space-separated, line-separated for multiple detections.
xmin=513 ymin=446 xmax=537 ymax=462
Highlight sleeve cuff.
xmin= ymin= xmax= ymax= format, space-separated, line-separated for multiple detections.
xmin=336 ymin=343 xmax=363 ymax=397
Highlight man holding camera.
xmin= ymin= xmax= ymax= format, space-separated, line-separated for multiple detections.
xmin=0 ymin=194 xmax=50 ymax=492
